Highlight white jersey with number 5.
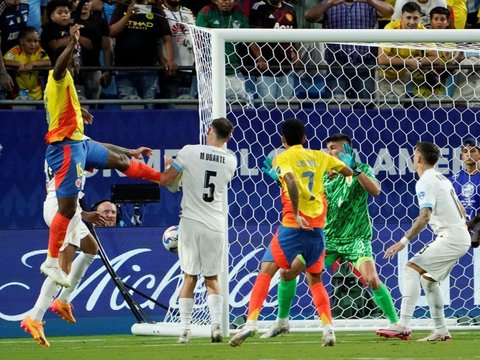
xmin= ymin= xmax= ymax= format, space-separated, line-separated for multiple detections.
xmin=416 ymin=168 xmax=468 ymax=240
xmin=173 ymin=144 xmax=237 ymax=232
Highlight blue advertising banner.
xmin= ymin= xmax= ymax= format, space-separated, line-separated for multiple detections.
xmin=1 ymin=108 xmax=479 ymax=338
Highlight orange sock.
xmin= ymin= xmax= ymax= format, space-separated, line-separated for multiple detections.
xmin=123 ymin=160 xmax=161 ymax=182
xmin=48 ymin=213 xmax=70 ymax=258
xmin=246 ymin=273 xmax=272 ymax=321
xmin=311 ymin=282 xmax=333 ymax=325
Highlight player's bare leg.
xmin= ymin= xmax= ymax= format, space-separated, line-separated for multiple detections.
xmin=280 ymin=256 xmax=306 ymax=281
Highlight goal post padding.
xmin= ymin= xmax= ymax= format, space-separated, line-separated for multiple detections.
xmin=132 ymin=28 xmax=480 ymax=337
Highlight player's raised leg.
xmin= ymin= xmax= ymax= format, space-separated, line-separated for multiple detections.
xmin=43 ymin=142 xmax=86 ymax=288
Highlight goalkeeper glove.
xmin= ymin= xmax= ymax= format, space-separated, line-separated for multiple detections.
xmin=339 ymin=143 xmax=362 ymax=176
xmin=261 ymin=157 xmax=279 ymax=183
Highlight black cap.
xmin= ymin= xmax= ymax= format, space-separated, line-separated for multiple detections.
xmin=463 ymin=138 xmax=479 ymax=148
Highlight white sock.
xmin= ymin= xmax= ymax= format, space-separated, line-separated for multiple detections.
xmin=398 ymin=266 xmax=421 ymax=329
xmin=277 ymin=317 xmax=289 ymax=327
xmin=179 ymin=297 xmax=194 ymax=332
xmin=207 ymin=294 xmax=223 ymax=328
xmin=58 ymin=253 xmax=95 ymax=304
xmin=420 ymin=276 xmax=448 ymax=334
xmin=30 ymin=277 xmax=61 ymax=322
xmin=44 ymin=256 xmax=58 ymax=267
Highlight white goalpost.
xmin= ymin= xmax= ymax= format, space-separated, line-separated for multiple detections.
xmin=132 ymin=27 xmax=480 ymax=337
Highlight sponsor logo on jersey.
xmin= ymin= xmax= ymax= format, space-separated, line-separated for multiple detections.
xmin=418 ymin=191 xmax=425 ymax=200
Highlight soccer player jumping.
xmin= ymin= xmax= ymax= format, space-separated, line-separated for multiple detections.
xmin=42 ymin=24 xmax=162 ymax=288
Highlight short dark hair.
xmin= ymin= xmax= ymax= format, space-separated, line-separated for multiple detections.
xmin=325 ymin=133 xmax=352 ymax=146
xmin=463 ymin=137 xmax=479 ymax=149
xmin=92 ymin=199 xmax=111 ymax=211
xmin=19 ymin=26 xmax=38 ymax=40
xmin=282 ymin=118 xmax=305 ymax=146
xmin=430 ymin=6 xmax=450 ymax=19
xmin=402 ymin=2 xmax=422 ymax=15
xmin=211 ymin=117 xmax=234 ymax=140
xmin=415 ymin=141 xmax=440 ymax=165
xmin=46 ymin=0 xmax=72 ymax=20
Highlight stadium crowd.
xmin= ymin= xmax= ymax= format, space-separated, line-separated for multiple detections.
xmin=0 ymin=0 xmax=480 ymax=107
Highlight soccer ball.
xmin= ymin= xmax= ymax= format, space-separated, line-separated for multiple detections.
xmin=162 ymin=225 xmax=179 ymax=253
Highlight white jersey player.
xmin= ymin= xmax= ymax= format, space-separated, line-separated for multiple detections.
xmin=159 ymin=118 xmax=237 ymax=344
xmin=377 ymin=142 xmax=470 ymax=342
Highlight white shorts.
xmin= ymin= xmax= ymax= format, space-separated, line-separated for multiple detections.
xmin=43 ymin=197 xmax=90 ymax=251
xmin=409 ymin=228 xmax=470 ymax=282
xmin=178 ymin=217 xmax=225 ymax=277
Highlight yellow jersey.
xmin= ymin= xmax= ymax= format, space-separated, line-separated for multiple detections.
xmin=273 ymin=144 xmax=346 ymax=228
xmin=44 ymin=69 xmax=83 ymax=144
xmin=381 ymin=20 xmax=427 ymax=79
xmin=3 ymin=45 xmax=50 ymax=100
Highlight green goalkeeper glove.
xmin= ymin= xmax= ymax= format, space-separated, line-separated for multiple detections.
xmin=261 ymin=157 xmax=279 ymax=183
xmin=339 ymin=143 xmax=362 ymax=176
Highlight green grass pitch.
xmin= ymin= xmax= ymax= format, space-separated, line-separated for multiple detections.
xmin=2 ymin=331 xmax=479 ymax=359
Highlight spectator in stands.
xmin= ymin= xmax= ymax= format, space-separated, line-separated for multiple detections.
xmin=92 ymin=199 xmax=118 ymax=227
xmin=377 ymin=2 xmax=438 ymax=102
xmin=196 ymin=0 xmax=249 ymax=102
xmin=379 ymin=0 xmax=397 ymax=28
xmin=392 ymin=0 xmax=450 ymax=27
xmin=3 ymin=26 xmax=51 ymax=99
xmin=75 ymin=0 xmax=113 ymax=100
xmin=41 ymin=0 xmax=74 ymax=65
xmin=27 ymin=0 xmax=47 ymax=34
xmin=109 ymin=0 xmax=176 ymax=108
xmin=466 ymin=0 xmax=480 ymax=28
xmin=249 ymin=0 xmax=299 ymax=104
xmin=160 ymin=0 xmax=196 ymax=103
xmin=417 ymin=7 xmax=464 ymax=97
xmin=447 ymin=0 xmax=468 ymax=28
xmin=305 ymin=0 xmax=394 ymax=108
xmin=0 ymin=0 xmax=29 ymax=98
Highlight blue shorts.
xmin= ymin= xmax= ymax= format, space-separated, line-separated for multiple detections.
xmin=46 ymin=139 xmax=108 ymax=198
xmin=262 ymin=226 xmax=325 ymax=271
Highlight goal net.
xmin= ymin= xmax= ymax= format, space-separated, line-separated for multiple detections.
xmin=133 ymin=27 xmax=480 ymax=337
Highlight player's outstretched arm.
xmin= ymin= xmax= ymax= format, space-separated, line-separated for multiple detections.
xmin=53 ymin=24 xmax=84 ymax=81
xmin=384 ymin=207 xmax=431 ymax=259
